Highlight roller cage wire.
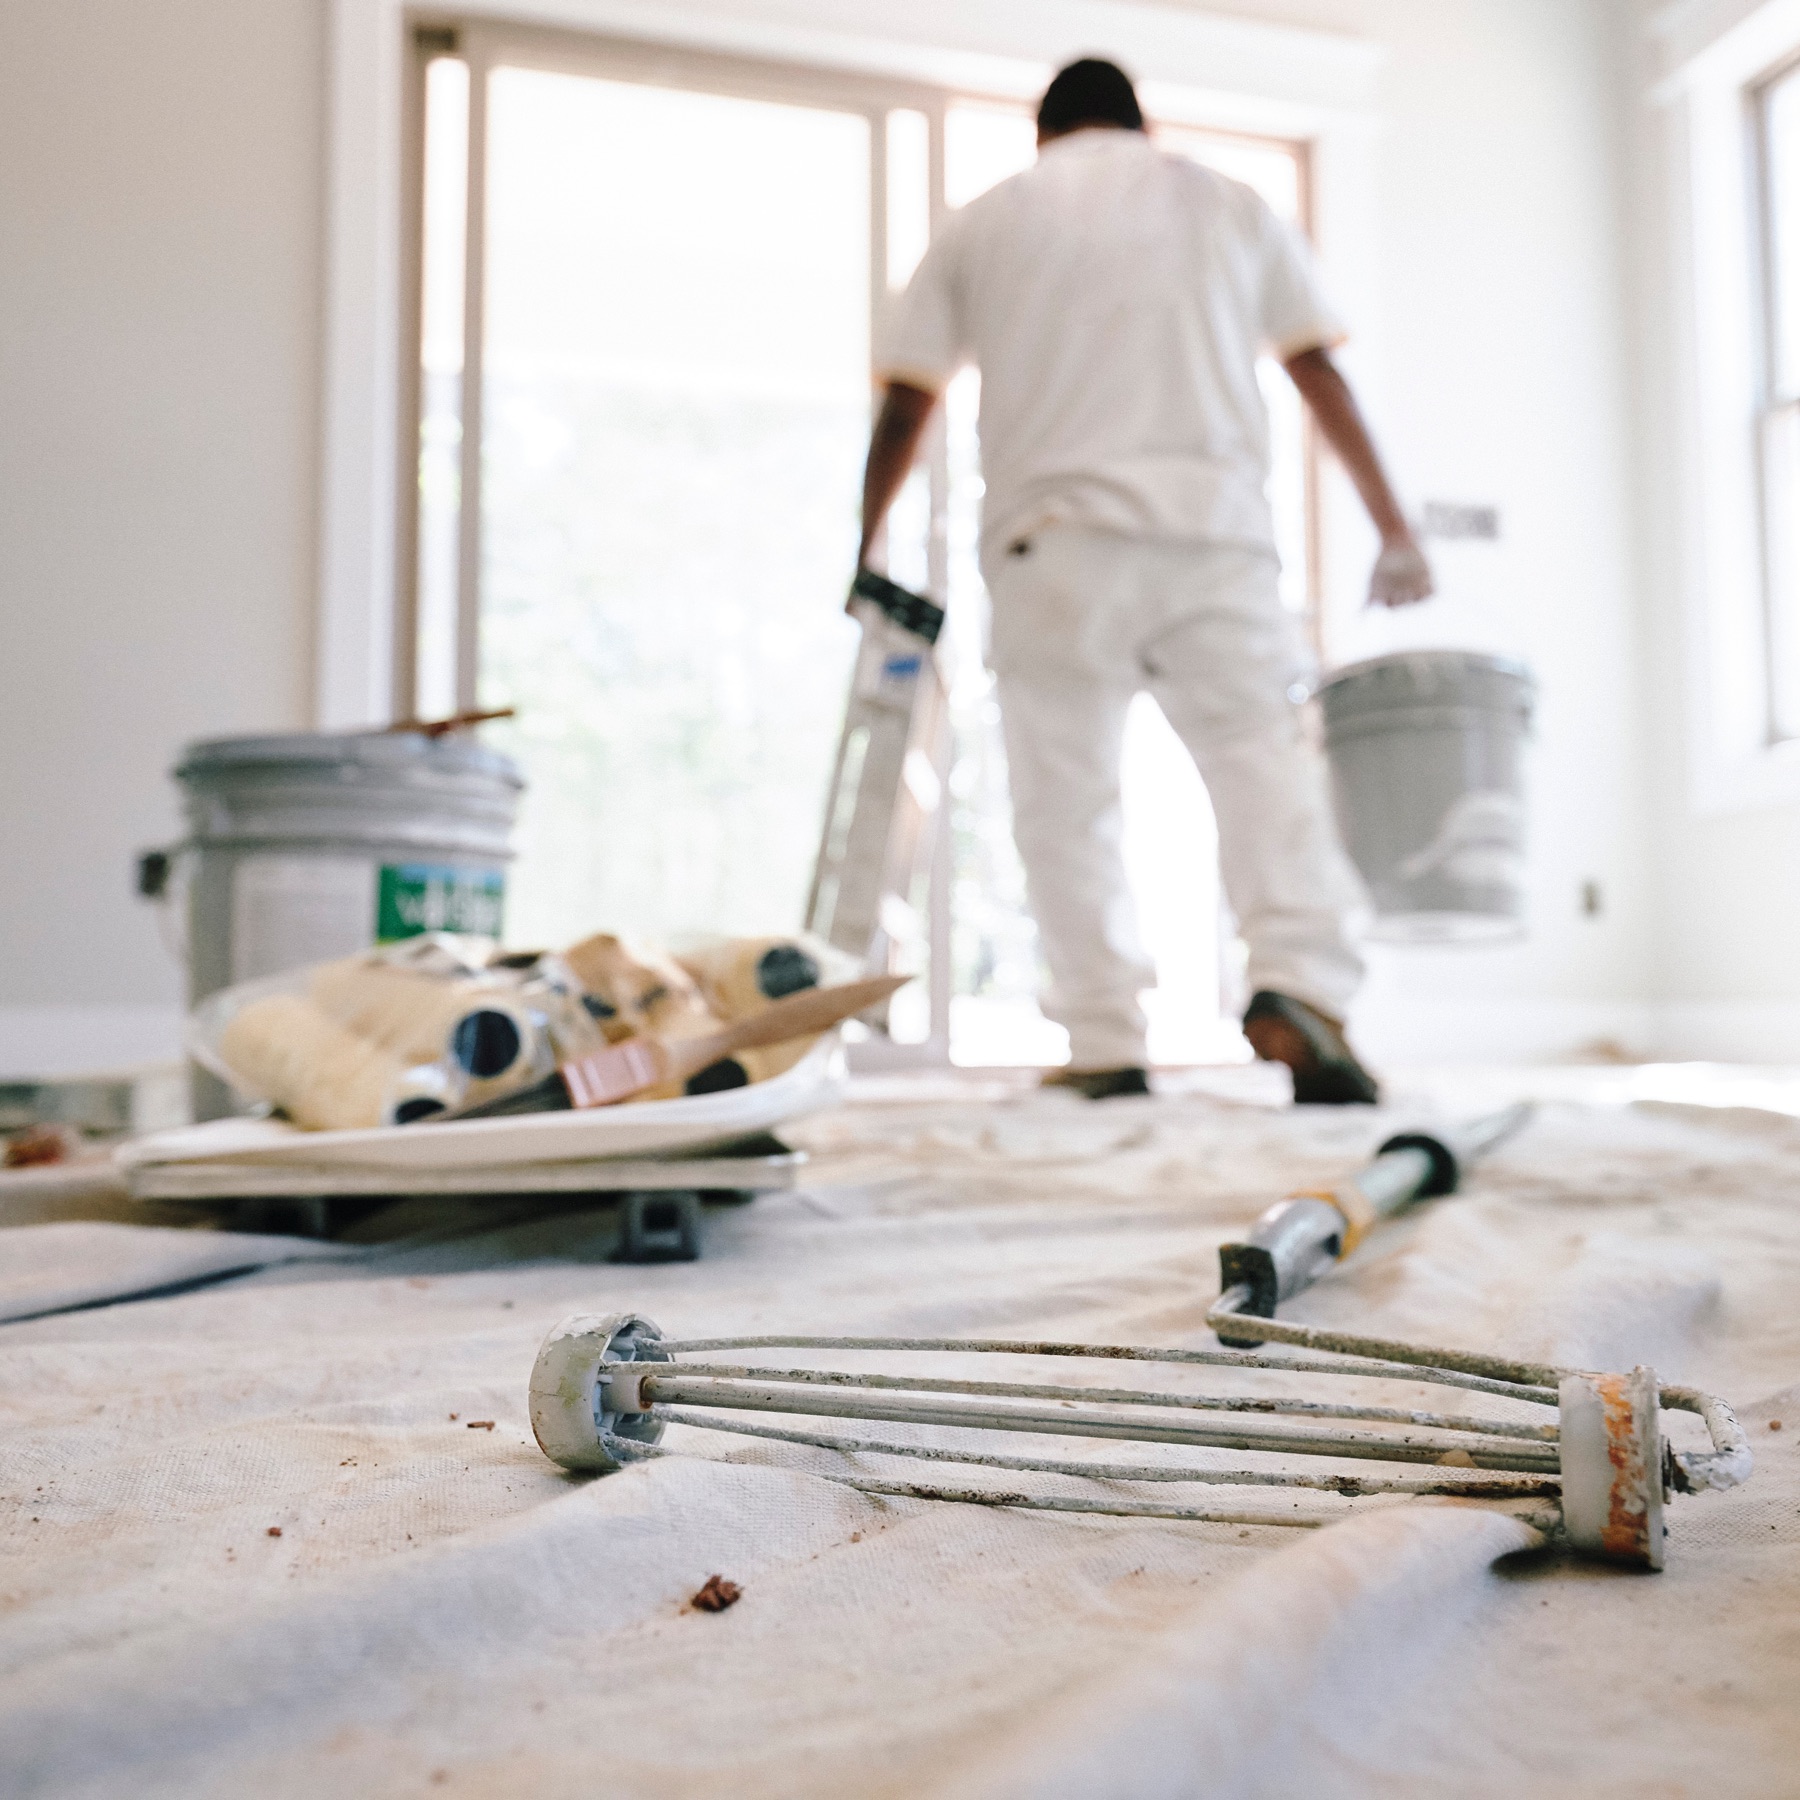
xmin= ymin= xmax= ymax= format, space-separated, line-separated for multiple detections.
xmin=528 ymin=1312 xmax=1752 ymax=1568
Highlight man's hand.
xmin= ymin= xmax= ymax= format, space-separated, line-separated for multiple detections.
xmin=1283 ymin=347 xmax=1436 ymax=611
xmin=1369 ymin=535 xmax=1435 ymax=608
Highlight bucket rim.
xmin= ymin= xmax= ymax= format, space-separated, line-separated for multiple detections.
xmin=181 ymin=834 xmax=518 ymax=860
xmin=175 ymin=730 xmax=523 ymax=788
xmin=1321 ymin=703 xmax=1534 ymax=741
xmin=1314 ymin=649 xmax=1535 ymax=696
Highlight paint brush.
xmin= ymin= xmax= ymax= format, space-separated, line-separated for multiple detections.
xmin=562 ymin=973 xmax=906 ymax=1107
xmin=441 ymin=974 xmax=908 ymax=1119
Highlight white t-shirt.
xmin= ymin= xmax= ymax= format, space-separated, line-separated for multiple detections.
xmin=878 ymin=129 xmax=1344 ymax=563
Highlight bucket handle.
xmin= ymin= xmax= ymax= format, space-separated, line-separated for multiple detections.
xmin=134 ymin=840 xmax=194 ymax=972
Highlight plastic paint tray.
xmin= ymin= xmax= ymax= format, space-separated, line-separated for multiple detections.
xmin=118 ymin=1033 xmax=847 ymax=1176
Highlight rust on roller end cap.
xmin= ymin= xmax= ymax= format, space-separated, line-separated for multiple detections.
xmin=1559 ymin=1365 xmax=1666 ymax=1570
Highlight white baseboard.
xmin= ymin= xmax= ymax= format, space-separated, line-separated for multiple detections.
xmin=1353 ymin=1000 xmax=1656 ymax=1065
xmin=1351 ymin=995 xmax=1800 ymax=1067
xmin=1348 ymin=998 xmax=1659 ymax=1067
xmin=0 ymin=1006 xmax=186 ymax=1080
xmin=1646 ymin=1002 xmax=1800 ymax=1063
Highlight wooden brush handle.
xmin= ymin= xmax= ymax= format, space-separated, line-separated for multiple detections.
xmin=664 ymin=974 xmax=908 ymax=1084
xmin=554 ymin=973 xmax=911 ymax=1109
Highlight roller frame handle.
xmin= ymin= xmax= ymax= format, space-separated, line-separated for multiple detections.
xmin=849 ymin=570 xmax=945 ymax=645
xmin=1212 ymin=1104 xmax=1534 ymax=1344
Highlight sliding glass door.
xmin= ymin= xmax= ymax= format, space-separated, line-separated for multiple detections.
xmin=411 ymin=37 xmax=879 ymax=952
xmin=479 ymin=69 xmax=870 ymax=949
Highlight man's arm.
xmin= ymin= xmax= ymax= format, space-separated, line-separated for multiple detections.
xmin=857 ymin=381 xmax=939 ymax=570
xmin=1282 ymin=346 xmax=1433 ymax=608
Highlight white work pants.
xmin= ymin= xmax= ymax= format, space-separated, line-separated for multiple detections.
xmin=986 ymin=526 xmax=1364 ymax=1068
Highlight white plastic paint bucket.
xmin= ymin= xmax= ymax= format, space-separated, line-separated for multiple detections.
xmin=168 ymin=732 xmax=523 ymax=1112
xmin=1316 ymin=651 xmax=1535 ymax=944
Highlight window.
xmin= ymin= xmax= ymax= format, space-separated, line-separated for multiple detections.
xmin=1757 ymin=58 xmax=1800 ymax=741
xmin=398 ymin=25 xmax=1318 ymax=1065
xmin=1658 ymin=16 xmax=1800 ymax=810
xmin=401 ymin=28 xmax=898 ymax=966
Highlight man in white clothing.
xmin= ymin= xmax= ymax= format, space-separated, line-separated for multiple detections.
xmin=855 ymin=59 xmax=1433 ymax=1103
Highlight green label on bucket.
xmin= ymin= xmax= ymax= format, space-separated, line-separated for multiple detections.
xmin=376 ymin=864 xmax=505 ymax=942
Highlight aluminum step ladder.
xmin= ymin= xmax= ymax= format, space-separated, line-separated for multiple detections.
xmin=805 ymin=571 xmax=947 ymax=977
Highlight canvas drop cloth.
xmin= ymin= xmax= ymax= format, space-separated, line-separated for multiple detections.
xmin=2 ymin=1072 xmax=1798 ymax=1798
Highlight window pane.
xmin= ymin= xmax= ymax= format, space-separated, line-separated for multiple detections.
xmin=1765 ymin=403 xmax=1800 ymax=738
xmin=880 ymin=108 xmax=935 ymax=599
xmin=886 ymin=109 xmax=930 ymax=290
xmin=943 ymin=104 xmax=1035 ymax=208
xmin=1156 ymin=124 xmax=1302 ymax=222
xmin=478 ymin=69 xmax=868 ymax=948
xmin=1766 ymin=66 xmax=1800 ymax=396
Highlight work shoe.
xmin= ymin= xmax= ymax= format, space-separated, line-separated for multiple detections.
xmin=1242 ymin=991 xmax=1379 ymax=1106
xmin=1041 ymin=1066 xmax=1152 ymax=1101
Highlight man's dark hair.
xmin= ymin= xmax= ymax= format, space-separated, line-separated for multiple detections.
xmin=1036 ymin=59 xmax=1144 ymax=136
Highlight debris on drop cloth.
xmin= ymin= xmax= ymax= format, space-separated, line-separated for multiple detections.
xmin=4 ymin=1080 xmax=1800 ymax=1797
xmin=689 ymin=1575 xmax=743 ymax=1613
xmin=4 ymin=1123 xmax=81 ymax=1168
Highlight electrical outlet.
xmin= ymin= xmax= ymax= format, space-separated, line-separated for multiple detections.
xmin=1421 ymin=501 xmax=1501 ymax=541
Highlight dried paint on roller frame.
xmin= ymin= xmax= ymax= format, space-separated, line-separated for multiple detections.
xmin=527 ymin=1312 xmax=1753 ymax=1567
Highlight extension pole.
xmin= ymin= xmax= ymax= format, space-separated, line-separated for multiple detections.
xmin=1209 ymin=1103 xmax=1533 ymax=1347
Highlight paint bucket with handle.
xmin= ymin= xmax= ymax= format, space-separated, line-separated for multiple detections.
xmin=140 ymin=726 xmax=523 ymax=1118
xmin=1317 ymin=651 xmax=1535 ymax=943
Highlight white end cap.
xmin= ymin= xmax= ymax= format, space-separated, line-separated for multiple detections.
xmin=529 ymin=1311 xmax=666 ymax=1473
xmin=1559 ymin=1365 xmax=1666 ymax=1569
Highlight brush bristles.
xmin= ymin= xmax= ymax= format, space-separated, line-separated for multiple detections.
xmin=563 ymin=1037 xmax=667 ymax=1108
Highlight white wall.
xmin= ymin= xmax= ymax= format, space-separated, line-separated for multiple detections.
xmin=1323 ymin=0 xmax=1654 ymax=1064
xmin=1214 ymin=0 xmax=1800 ymax=1066
xmin=1 ymin=0 xmax=1677 ymax=1073
xmin=1144 ymin=0 xmax=1654 ymax=1063
xmin=1628 ymin=0 xmax=1800 ymax=1059
xmin=0 ymin=0 xmax=324 ymax=1073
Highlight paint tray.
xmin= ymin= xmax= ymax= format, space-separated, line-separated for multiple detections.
xmin=117 ymin=1032 xmax=847 ymax=1181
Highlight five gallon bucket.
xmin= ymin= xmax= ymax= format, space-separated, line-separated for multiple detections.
xmin=173 ymin=732 xmax=523 ymax=1007
xmin=1317 ymin=651 xmax=1535 ymax=944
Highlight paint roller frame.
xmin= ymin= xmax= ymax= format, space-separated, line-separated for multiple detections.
xmin=526 ymin=1312 xmax=1752 ymax=1567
